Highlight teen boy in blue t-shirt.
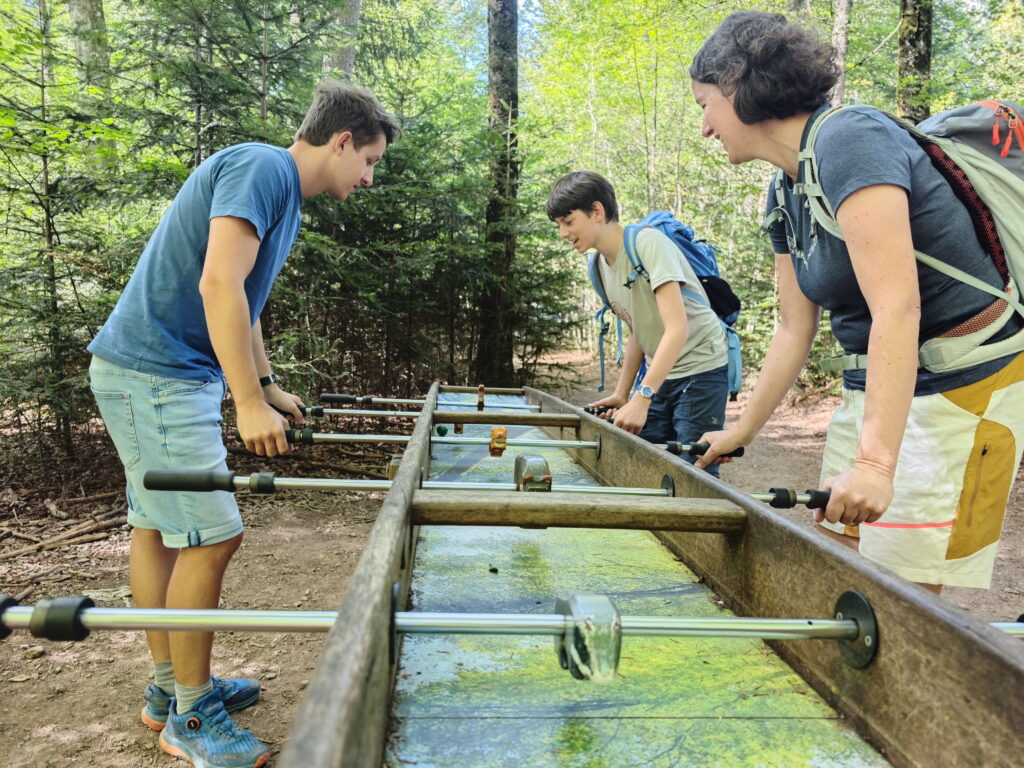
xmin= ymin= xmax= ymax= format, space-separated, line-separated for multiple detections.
xmin=88 ymin=81 xmax=398 ymax=768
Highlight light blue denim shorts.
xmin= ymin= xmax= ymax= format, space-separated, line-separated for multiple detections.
xmin=89 ymin=356 xmax=243 ymax=548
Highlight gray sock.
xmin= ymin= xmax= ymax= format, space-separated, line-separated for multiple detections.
xmin=154 ymin=660 xmax=175 ymax=696
xmin=175 ymin=679 xmax=214 ymax=714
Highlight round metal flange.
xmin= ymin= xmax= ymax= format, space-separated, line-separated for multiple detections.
xmin=660 ymin=474 xmax=675 ymax=497
xmin=593 ymin=431 xmax=601 ymax=460
xmin=834 ymin=590 xmax=878 ymax=668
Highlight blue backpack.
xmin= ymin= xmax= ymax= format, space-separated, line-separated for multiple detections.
xmin=588 ymin=211 xmax=743 ymax=400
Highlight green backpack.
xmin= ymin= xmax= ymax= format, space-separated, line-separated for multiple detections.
xmin=764 ymin=100 xmax=1024 ymax=373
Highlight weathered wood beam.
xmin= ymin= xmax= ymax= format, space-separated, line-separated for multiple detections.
xmin=279 ymin=384 xmax=435 ymax=768
xmin=410 ymin=489 xmax=747 ymax=532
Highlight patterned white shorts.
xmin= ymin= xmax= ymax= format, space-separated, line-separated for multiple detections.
xmin=820 ymin=353 xmax=1024 ymax=588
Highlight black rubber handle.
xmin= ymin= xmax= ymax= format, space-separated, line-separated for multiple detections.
xmin=583 ymin=405 xmax=612 ymax=416
xmin=271 ymin=403 xmax=307 ymax=417
xmin=767 ymin=487 xmax=797 ymax=508
xmin=320 ymin=393 xmax=370 ymax=404
xmin=0 ymin=595 xmax=18 ymax=640
xmin=666 ymin=441 xmax=744 ymax=458
xmin=284 ymin=428 xmax=315 ymax=444
xmin=766 ymin=487 xmax=831 ymax=509
xmin=29 ymin=596 xmax=95 ymax=642
xmin=143 ymin=470 xmax=238 ymax=492
xmin=804 ymin=488 xmax=831 ymax=510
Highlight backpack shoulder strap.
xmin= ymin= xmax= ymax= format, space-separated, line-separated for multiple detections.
xmin=622 ymin=224 xmax=649 ymax=288
xmin=587 ymin=250 xmax=611 ymax=308
xmin=587 ymin=250 xmax=623 ymax=392
xmin=792 ymin=105 xmax=846 ymax=240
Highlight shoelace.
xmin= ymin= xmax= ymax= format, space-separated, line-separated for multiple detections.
xmin=200 ymin=704 xmax=243 ymax=740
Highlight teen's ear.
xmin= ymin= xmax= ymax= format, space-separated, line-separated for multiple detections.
xmin=590 ymin=201 xmax=607 ymax=223
xmin=332 ymin=130 xmax=354 ymax=153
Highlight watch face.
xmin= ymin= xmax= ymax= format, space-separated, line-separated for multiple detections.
xmin=640 ymin=385 xmax=654 ymax=399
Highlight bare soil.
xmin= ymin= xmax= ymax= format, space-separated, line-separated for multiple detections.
xmin=1 ymin=357 xmax=1021 ymax=767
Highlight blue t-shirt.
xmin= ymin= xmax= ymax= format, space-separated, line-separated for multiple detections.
xmin=765 ymin=105 xmax=1021 ymax=395
xmin=89 ymin=143 xmax=303 ymax=380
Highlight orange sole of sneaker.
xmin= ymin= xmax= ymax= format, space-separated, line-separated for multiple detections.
xmin=158 ymin=732 xmax=270 ymax=767
xmin=141 ymin=706 xmax=166 ymax=731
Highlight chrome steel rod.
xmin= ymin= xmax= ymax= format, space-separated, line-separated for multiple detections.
xmin=433 ymin=437 xmax=598 ymax=449
xmin=297 ymin=433 xmax=413 ymax=444
xmin=5 ymin=605 xmax=1019 ymax=638
xmin=227 ymin=476 xmax=667 ymax=496
xmin=0 ymin=606 xmax=854 ymax=639
xmin=298 ymin=433 xmax=597 ymax=450
xmin=419 ymin=481 xmax=669 ymax=496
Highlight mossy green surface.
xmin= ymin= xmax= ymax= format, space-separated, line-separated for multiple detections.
xmin=388 ymin=395 xmax=889 ymax=767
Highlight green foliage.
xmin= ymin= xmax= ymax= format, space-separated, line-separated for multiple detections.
xmin=0 ymin=0 xmax=1018 ymax=447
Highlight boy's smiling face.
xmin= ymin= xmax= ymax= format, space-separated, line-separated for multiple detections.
xmin=555 ymin=206 xmax=602 ymax=254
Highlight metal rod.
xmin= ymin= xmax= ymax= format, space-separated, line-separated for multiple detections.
xmin=419 ymin=481 xmax=669 ymax=496
xmin=309 ymin=409 xmax=421 ymax=419
xmin=0 ymin=606 xmax=854 ymax=639
xmin=227 ymin=476 xmax=668 ymax=496
xmin=296 ymin=433 xmax=414 ymax=444
xmin=5 ymin=605 xmax=1020 ymax=639
xmin=434 ymin=437 xmax=598 ymax=449
xmin=297 ymin=433 xmax=597 ymax=450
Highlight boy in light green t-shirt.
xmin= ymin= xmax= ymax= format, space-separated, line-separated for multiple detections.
xmin=546 ymin=170 xmax=729 ymax=475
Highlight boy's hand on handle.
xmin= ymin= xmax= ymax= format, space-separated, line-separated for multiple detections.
xmin=612 ymin=396 xmax=649 ymax=435
xmin=237 ymin=401 xmax=291 ymax=457
xmin=263 ymin=384 xmax=306 ymax=424
xmin=586 ymin=392 xmax=627 ymax=411
xmin=819 ymin=462 xmax=894 ymax=526
xmin=693 ymin=428 xmax=746 ymax=469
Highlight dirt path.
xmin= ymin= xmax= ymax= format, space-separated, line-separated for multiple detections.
xmin=1 ymin=363 xmax=1021 ymax=766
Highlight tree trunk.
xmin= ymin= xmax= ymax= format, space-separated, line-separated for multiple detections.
xmin=324 ymin=0 xmax=361 ymax=77
xmin=475 ymin=0 xmax=519 ymax=385
xmin=897 ymin=0 xmax=932 ymax=123
xmin=830 ymin=0 xmax=853 ymax=106
xmin=67 ymin=0 xmax=110 ymax=91
xmin=37 ymin=0 xmax=73 ymax=452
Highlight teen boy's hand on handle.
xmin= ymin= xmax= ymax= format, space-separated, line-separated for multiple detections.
xmin=587 ymin=392 xmax=628 ymax=411
xmin=611 ymin=395 xmax=649 ymax=435
xmin=819 ymin=462 xmax=894 ymax=526
xmin=693 ymin=427 xmax=748 ymax=469
xmin=262 ymin=382 xmax=306 ymax=424
xmin=236 ymin=400 xmax=292 ymax=457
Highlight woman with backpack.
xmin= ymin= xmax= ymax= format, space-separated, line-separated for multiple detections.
xmin=690 ymin=11 xmax=1024 ymax=592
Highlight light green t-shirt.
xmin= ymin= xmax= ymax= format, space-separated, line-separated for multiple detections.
xmin=598 ymin=227 xmax=728 ymax=379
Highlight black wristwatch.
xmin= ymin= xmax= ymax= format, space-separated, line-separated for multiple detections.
xmin=259 ymin=374 xmax=278 ymax=388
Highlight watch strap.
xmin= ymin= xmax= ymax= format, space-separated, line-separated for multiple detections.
xmin=259 ymin=374 xmax=278 ymax=387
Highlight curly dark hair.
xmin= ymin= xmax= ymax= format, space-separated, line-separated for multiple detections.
xmin=689 ymin=11 xmax=838 ymax=124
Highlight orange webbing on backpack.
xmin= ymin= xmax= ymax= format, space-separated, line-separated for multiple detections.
xmin=919 ymin=141 xmax=1010 ymax=282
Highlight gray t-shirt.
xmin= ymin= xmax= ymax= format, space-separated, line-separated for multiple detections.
xmin=599 ymin=228 xmax=727 ymax=379
xmin=765 ymin=104 xmax=1020 ymax=395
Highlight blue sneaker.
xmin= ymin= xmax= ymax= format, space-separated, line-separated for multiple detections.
xmin=142 ymin=676 xmax=261 ymax=731
xmin=159 ymin=689 xmax=270 ymax=768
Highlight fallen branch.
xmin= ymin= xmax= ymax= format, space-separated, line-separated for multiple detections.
xmin=3 ymin=529 xmax=42 ymax=544
xmin=64 ymin=491 xmax=121 ymax=505
xmin=42 ymin=533 xmax=109 ymax=551
xmin=0 ymin=516 xmax=126 ymax=561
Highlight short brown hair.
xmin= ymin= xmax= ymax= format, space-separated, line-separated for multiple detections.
xmin=294 ymin=80 xmax=400 ymax=148
xmin=546 ymin=171 xmax=619 ymax=223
